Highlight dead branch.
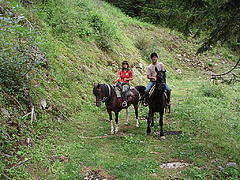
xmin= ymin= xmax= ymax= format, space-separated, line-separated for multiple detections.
xmin=10 ymin=158 xmax=32 ymax=169
xmin=211 ymin=58 xmax=240 ymax=77
xmin=3 ymin=92 xmax=26 ymax=114
xmin=78 ymin=133 xmax=132 ymax=139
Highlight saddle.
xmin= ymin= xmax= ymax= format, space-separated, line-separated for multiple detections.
xmin=114 ymin=84 xmax=136 ymax=102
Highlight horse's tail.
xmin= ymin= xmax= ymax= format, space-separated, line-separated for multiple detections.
xmin=135 ymin=85 xmax=146 ymax=105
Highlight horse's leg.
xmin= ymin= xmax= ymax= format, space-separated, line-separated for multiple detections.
xmin=108 ymin=109 xmax=114 ymax=134
xmin=150 ymin=110 xmax=154 ymax=127
xmin=133 ymin=104 xmax=139 ymax=127
xmin=159 ymin=108 xmax=165 ymax=139
xmin=124 ymin=108 xmax=129 ymax=125
xmin=115 ymin=112 xmax=119 ymax=132
xmin=147 ymin=108 xmax=152 ymax=134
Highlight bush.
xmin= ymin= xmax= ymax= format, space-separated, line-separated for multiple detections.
xmin=41 ymin=0 xmax=120 ymax=50
xmin=201 ymin=83 xmax=224 ymax=98
xmin=0 ymin=3 xmax=39 ymax=93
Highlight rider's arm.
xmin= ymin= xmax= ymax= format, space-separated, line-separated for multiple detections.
xmin=147 ymin=75 xmax=156 ymax=81
xmin=114 ymin=70 xmax=122 ymax=83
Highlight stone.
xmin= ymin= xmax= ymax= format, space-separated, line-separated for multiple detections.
xmin=40 ymin=99 xmax=47 ymax=109
xmin=226 ymin=162 xmax=237 ymax=168
xmin=1 ymin=108 xmax=10 ymax=118
xmin=160 ymin=162 xmax=190 ymax=169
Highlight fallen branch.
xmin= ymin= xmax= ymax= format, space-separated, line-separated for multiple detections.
xmin=79 ymin=135 xmax=109 ymax=139
xmin=30 ymin=105 xmax=36 ymax=123
xmin=1 ymin=173 xmax=11 ymax=180
xmin=0 ymin=153 xmax=13 ymax=158
xmin=3 ymin=92 xmax=26 ymax=114
xmin=10 ymin=158 xmax=32 ymax=169
xmin=78 ymin=133 xmax=132 ymax=139
xmin=211 ymin=58 xmax=240 ymax=77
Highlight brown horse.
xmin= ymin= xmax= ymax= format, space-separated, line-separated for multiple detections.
xmin=93 ymin=83 xmax=145 ymax=134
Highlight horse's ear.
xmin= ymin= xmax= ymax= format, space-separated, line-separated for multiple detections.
xmin=155 ymin=67 xmax=159 ymax=73
xmin=93 ymin=83 xmax=100 ymax=88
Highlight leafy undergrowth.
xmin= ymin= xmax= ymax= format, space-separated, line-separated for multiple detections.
xmin=0 ymin=0 xmax=239 ymax=179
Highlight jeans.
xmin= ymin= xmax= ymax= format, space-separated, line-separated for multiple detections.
xmin=145 ymin=81 xmax=171 ymax=93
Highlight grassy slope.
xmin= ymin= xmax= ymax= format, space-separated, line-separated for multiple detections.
xmin=1 ymin=0 xmax=240 ymax=179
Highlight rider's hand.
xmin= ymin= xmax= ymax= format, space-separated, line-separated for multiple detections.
xmin=152 ymin=77 xmax=156 ymax=81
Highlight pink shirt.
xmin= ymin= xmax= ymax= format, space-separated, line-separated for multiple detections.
xmin=146 ymin=62 xmax=166 ymax=77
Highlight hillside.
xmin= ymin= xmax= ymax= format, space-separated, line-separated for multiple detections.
xmin=0 ymin=0 xmax=240 ymax=179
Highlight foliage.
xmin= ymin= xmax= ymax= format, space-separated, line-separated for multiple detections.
xmin=0 ymin=2 xmax=41 ymax=93
xmin=201 ymin=83 xmax=224 ymax=98
xmin=38 ymin=0 xmax=120 ymax=50
xmin=106 ymin=0 xmax=240 ymax=53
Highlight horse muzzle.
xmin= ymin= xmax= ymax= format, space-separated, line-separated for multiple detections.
xmin=96 ymin=102 xmax=101 ymax=107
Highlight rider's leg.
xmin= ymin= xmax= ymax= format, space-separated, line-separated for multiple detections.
xmin=165 ymin=84 xmax=171 ymax=105
xmin=122 ymin=84 xmax=130 ymax=107
xmin=144 ymin=81 xmax=155 ymax=105
xmin=115 ymin=87 xmax=122 ymax=102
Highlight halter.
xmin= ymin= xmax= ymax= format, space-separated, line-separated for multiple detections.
xmin=101 ymin=84 xmax=112 ymax=102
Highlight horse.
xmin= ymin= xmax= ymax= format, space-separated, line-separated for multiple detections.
xmin=146 ymin=67 xmax=168 ymax=139
xmin=93 ymin=83 xmax=145 ymax=134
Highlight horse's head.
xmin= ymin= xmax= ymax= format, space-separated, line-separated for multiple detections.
xmin=155 ymin=67 xmax=166 ymax=92
xmin=93 ymin=83 xmax=104 ymax=107
xmin=93 ymin=83 xmax=110 ymax=107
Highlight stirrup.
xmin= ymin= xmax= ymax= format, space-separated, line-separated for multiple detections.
xmin=143 ymin=102 xmax=148 ymax=107
xmin=122 ymin=101 xmax=127 ymax=107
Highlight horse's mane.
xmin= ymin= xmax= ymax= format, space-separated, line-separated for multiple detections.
xmin=95 ymin=84 xmax=112 ymax=96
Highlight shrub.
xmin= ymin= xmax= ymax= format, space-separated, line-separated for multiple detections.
xmin=0 ymin=3 xmax=39 ymax=93
xmin=201 ymin=83 xmax=224 ymax=98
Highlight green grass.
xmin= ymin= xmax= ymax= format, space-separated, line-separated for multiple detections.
xmin=4 ymin=79 xmax=240 ymax=179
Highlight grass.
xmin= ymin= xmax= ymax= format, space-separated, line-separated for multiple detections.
xmin=1 ymin=0 xmax=240 ymax=179
xmin=5 ymin=78 xmax=240 ymax=179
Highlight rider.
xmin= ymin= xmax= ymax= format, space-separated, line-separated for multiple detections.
xmin=143 ymin=52 xmax=171 ymax=106
xmin=114 ymin=61 xmax=133 ymax=107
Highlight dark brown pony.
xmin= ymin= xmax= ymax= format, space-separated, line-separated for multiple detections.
xmin=147 ymin=68 xmax=167 ymax=139
xmin=93 ymin=84 xmax=145 ymax=134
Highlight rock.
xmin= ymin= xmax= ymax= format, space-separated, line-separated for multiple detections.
xmin=176 ymin=69 xmax=182 ymax=73
xmin=226 ymin=162 xmax=237 ymax=168
xmin=1 ymin=108 xmax=10 ymax=118
xmin=218 ymin=166 xmax=224 ymax=171
xmin=40 ymin=99 xmax=47 ymax=109
xmin=160 ymin=162 xmax=190 ymax=169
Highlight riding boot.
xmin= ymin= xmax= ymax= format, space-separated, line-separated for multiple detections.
xmin=122 ymin=93 xmax=127 ymax=107
xmin=166 ymin=90 xmax=171 ymax=106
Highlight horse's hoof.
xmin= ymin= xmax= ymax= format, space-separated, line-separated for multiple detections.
xmin=124 ymin=122 xmax=129 ymax=125
xmin=136 ymin=124 xmax=139 ymax=128
xmin=160 ymin=136 xmax=165 ymax=140
xmin=147 ymin=128 xmax=151 ymax=134
xmin=111 ymin=131 xmax=115 ymax=135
